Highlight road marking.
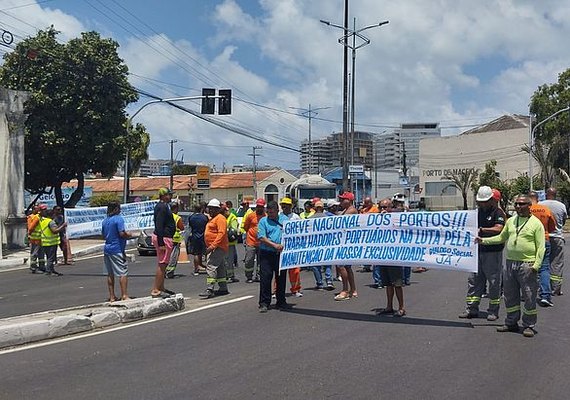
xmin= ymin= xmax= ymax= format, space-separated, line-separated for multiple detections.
xmin=0 ymin=295 xmax=253 ymax=355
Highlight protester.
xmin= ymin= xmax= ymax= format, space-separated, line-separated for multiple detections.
xmin=187 ymin=202 xmax=209 ymax=275
xmin=309 ymin=200 xmax=334 ymax=290
xmin=27 ymin=205 xmax=45 ymax=273
xmin=150 ymin=188 xmax=176 ymax=298
xmin=300 ymin=200 xmax=314 ymax=219
xmin=540 ymin=187 xmax=567 ymax=296
xmin=243 ymin=198 xmax=266 ymax=283
xmin=224 ymin=205 xmax=240 ymax=283
xmin=372 ymin=199 xmax=391 ymax=289
xmin=39 ymin=205 xmax=67 ymax=276
xmin=479 ymin=194 xmax=545 ymax=338
xmin=165 ymin=202 xmax=185 ymax=279
xmin=334 ymin=191 xmax=358 ymax=300
xmin=374 ymin=199 xmax=406 ymax=316
xmin=529 ymin=191 xmax=556 ymax=307
xmin=393 ymin=194 xmax=413 ymax=282
xmin=225 ymin=200 xmax=237 ymax=216
xmin=257 ymin=201 xmax=290 ymax=312
xmin=459 ymin=186 xmax=505 ymax=321
xmin=102 ymin=201 xmax=133 ymax=301
xmin=279 ymin=197 xmax=303 ymax=297
xmin=360 ymin=197 xmax=379 ymax=273
xmin=52 ymin=206 xmax=71 ymax=265
xmin=199 ymin=198 xmax=229 ymax=299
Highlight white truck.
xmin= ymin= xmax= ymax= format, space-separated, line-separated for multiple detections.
xmin=289 ymin=174 xmax=337 ymax=212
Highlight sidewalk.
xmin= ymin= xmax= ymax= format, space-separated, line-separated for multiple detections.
xmin=0 ymin=238 xmax=136 ymax=272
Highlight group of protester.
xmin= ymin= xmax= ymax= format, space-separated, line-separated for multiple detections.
xmin=26 ymin=204 xmax=69 ymax=276
xmin=92 ymin=183 xmax=567 ymax=338
xmin=464 ymin=186 xmax=566 ymax=338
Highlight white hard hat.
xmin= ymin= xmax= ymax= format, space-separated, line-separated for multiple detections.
xmin=207 ymin=198 xmax=221 ymax=208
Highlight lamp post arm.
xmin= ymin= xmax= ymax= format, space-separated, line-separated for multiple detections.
xmin=529 ymin=105 xmax=570 ymax=191
xmin=357 ymin=20 xmax=389 ymax=34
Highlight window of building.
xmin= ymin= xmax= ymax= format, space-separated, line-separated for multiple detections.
xmin=425 ymin=182 xmax=457 ymax=196
xmin=264 ymin=184 xmax=279 ymax=203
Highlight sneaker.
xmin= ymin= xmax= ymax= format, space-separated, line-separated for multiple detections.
xmin=228 ymin=277 xmax=240 ymax=283
xmin=193 ymin=271 xmax=199 ymax=276
xmin=259 ymin=304 xmax=268 ymax=313
xmin=165 ymin=271 xmax=174 ymax=279
xmin=253 ymin=276 xmax=260 ymax=283
xmin=293 ymin=292 xmax=304 ymax=297
xmin=522 ymin=327 xmax=535 ymax=338
xmin=458 ymin=311 xmax=478 ymax=319
xmin=198 ymin=289 xmax=214 ymax=298
xmin=539 ymin=298 xmax=554 ymax=307
xmin=315 ymin=285 xmax=324 ymax=291
xmin=275 ymin=302 xmax=293 ymax=310
xmin=271 ymin=293 xmax=276 ymax=299
xmin=215 ymin=289 xmax=230 ymax=296
xmin=326 ymin=282 xmax=335 ymax=290
xmin=246 ymin=279 xmax=254 ymax=283
xmin=497 ymin=324 xmax=519 ymax=333
xmin=486 ymin=314 xmax=499 ymax=321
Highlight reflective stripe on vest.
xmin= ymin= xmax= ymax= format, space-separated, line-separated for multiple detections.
xmin=173 ymin=213 xmax=182 ymax=243
xmin=30 ymin=216 xmax=42 ymax=241
xmin=40 ymin=217 xmax=60 ymax=247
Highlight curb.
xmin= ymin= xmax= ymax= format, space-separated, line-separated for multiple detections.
xmin=0 ymin=240 xmax=137 ymax=272
xmin=0 ymin=294 xmax=185 ymax=349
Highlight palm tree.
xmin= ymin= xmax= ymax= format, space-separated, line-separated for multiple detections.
xmin=441 ymin=169 xmax=479 ymax=210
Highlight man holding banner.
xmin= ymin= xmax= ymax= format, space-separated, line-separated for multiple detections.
xmin=334 ymin=192 xmax=358 ymax=301
xmin=479 ymin=194 xmax=545 ymax=338
xmin=258 ymin=201 xmax=289 ymax=312
xmin=460 ymin=186 xmax=505 ymax=321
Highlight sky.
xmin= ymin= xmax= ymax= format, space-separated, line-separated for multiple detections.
xmin=1 ymin=0 xmax=570 ymax=171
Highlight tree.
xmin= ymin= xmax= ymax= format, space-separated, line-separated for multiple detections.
xmin=442 ymin=168 xmax=479 ymax=210
xmin=0 ymin=28 xmax=150 ymax=208
xmin=172 ymin=164 xmax=196 ymax=175
xmin=90 ymin=192 xmax=120 ymax=207
xmin=475 ymin=160 xmax=513 ymax=210
xmin=529 ymin=68 xmax=570 ymax=187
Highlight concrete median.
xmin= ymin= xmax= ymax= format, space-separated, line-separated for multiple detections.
xmin=0 ymin=294 xmax=185 ymax=349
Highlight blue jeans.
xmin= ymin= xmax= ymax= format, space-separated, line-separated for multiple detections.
xmin=539 ymin=240 xmax=551 ymax=301
xmin=312 ymin=265 xmax=333 ymax=286
xmin=403 ymin=267 xmax=411 ymax=284
xmin=372 ymin=265 xmax=383 ymax=286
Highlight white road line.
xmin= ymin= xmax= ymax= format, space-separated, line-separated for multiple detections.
xmin=0 ymin=295 xmax=254 ymax=355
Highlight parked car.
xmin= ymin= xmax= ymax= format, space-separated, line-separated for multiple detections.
xmin=137 ymin=229 xmax=156 ymax=256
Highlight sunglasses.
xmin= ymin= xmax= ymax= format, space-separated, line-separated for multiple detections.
xmin=514 ymin=202 xmax=530 ymax=206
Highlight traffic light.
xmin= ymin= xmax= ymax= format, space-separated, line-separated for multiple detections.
xmin=201 ymin=88 xmax=215 ymax=114
xmin=218 ymin=89 xmax=232 ymax=115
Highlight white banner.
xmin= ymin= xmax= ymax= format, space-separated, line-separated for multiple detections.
xmin=65 ymin=201 xmax=158 ymax=239
xmin=280 ymin=210 xmax=478 ymax=273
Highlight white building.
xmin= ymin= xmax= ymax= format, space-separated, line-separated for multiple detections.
xmin=419 ymin=114 xmax=535 ymax=210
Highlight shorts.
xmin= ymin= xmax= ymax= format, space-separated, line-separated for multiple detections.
xmin=152 ymin=234 xmax=174 ymax=265
xmin=188 ymin=236 xmax=206 ymax=256
xmin=380 ymin=266 xmax=403 ymax=287
xmin=104 ymin=253 xmax=128 ymax=277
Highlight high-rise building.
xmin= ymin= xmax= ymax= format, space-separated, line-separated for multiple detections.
xmin=299 ymin=131 xmax=374 ymax=173
xmin=375 ymin=123 xmax=441 ymax=169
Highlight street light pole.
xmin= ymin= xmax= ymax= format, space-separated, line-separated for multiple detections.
xmin=528 ymin=105 xmax=570 ymax=191
xmin=169 ymin=139 xmax=178 ymax=192
xmin=320 ymin=15 xmax=389 ymax=191
xmin=123 ymin=95 xmax=217 ymax=204
xmin=290 ymin=104 xmax=331 ymax=174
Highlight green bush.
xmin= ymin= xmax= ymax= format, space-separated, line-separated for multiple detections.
xmin=90 ymin=192 xmax=120 ymax=207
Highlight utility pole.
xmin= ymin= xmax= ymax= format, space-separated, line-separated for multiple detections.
xmin=249 ymin=146 xmax=262 ymax=199
xmin=342 ymin=0 xmax=349 ymax=191
xmin=169 ymin=139 xmax=178 ymax=192
xmin=290 ymin=104 xmax=330 ymax=174
xmin=402 ymin=141 xmax=408 ymax=178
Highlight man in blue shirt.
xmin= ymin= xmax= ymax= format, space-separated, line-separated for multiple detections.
xmin=102 ymin=201 xmax=133 ymax=301
xmin=257 ymin=201 xmax=290 ymax=312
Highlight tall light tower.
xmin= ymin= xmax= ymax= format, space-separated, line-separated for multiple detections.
xmin=321 ymin=15 xmax=389 ymax=191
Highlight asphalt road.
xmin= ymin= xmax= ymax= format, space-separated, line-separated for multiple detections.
xmin=1 ymin=246 xmax=569 ymax=399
